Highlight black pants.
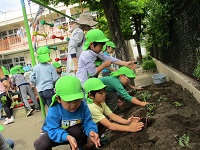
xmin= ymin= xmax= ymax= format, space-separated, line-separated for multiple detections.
xmin=0 ymin=92 xmax=13 ymax=118
xmin=34 ymin=124 xmax=87 ymax=150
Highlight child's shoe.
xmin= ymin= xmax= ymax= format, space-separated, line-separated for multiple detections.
xmin=26 ymin=108 xmax=34 ymax=117
xmin=3 ymin=117 xmax=14 ymax=125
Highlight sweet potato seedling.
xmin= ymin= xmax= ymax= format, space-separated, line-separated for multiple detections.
xmin=174 ymin=134 xmax=190 ymax=148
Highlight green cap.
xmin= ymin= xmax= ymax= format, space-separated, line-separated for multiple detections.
xmin=10 ymin=67 xmax=16 ymax=75
xmin=0 ymin=125 xmax=4 ymax=132
xmin=84 ymin=29 xmax=109 ymax=50
xmin=52 ymin=62 xmax=61 ymax=68
xmin=84 ymin=78 xmax=107 ymax=93
xmin=1 ymin=66 xmax=9 ymax=75
xmin=83 ymin=78 xmax=107 ymax=104
xmin=37 ymin=46 xmax=51 ymax=63
xmin=102 ymin=41 xmax=116 ymax=51
xmin=110 ymin=67 xmax=136 ymax=78
xmin=15 ymin=65 xmax=25 ymax=74
xmin=50 ymin=76 xmax=84 ymax=106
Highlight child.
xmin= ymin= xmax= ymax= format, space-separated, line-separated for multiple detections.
xmin=52 ymin=62 xmax=62 ymax=77
xmin=0 ymin=125 xmax=14 ymax=149
xmin=0 ymin=65 xmax=10 ymax=92
xmin=76 ymin=29 xmax=135 ymax=86
xmin=30 ymin=46 xmax=59 ymax=107
xmin=67 ymin=12 xmax=97 ymax=75
xmin=101 ymin=41 xmax=116 ymax=76
xmin=12 ymin=65 xmax=40 ymax=116
xmin=100 ymin=66 xmax=149 ymax=112
xmin=83 ymin=78 xmax=144 ymax=137
xmin=0 ymin=67 xmax=14 ymax=125
xmin=24 ymin=65 xmax=38 ymax=98
xmin=34 ymin=76 xmax=100 ymax=150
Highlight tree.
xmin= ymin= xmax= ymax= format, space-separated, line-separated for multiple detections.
xmin=37 ymin=0 xmax=130 ymax=61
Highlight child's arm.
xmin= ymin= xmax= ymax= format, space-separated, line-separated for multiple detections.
xmin=128 ymin=83 xmax=143 ymax=90
xmin=114 ymin=61 xmax=137 ymax=69
xmin=108 ymin=113 xmax=130 ymax=124
xmin=95 ymin=60 xmax=111 ymax=75
xmin=99 ymin=117 xmax=143 ymax=132
xmin=115 ymin=82 xmax=149 ymax=106
xmin=106 ymin=67 xmax=115 ymax=72
xmin=130 ymin=97 xmax=149 ymax=106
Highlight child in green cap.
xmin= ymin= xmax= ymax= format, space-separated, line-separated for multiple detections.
xmin=34 ymin=76 xmax=100 ymax=150
xmin=84 ymin=78 xmax=144 ymax=137
xmin=0 ymin=66 xmax=15 ymax=125
xmin=102 ymin=41 xmax=117 ymax=76
xmin=52 ymin=62 xmax=62 ymax=77
xmin=30 ymin=46 xmax=59 ymax=107
xmin=100 ymin=66 xmax=149 ymax=112
xmin=0 ymin=65 xmax=10 ymax=92
xmin=76 ymin=29 xmax=135 ymax=86
xmin=12 ymin=65 xmax=40 ymax=117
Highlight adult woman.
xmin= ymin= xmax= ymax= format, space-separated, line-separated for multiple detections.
xmin=67 ymin=12 xmax=97 ymax=75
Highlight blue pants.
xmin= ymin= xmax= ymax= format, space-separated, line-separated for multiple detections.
xmin=38 ymin=89 xmax=55 ymax=107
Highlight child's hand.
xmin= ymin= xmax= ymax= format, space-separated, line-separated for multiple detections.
xmin=140 ymin=101 xmax=150 ymax=107
xmin=66 ymin=135 xmax=78 ymax=150
xmin=89 ymin=131 xmax=101 ymax=148
xmin=128 ymin=119 xmax=144 ymax=132
xmin=125 ymin=61 xmax=137 ymax=69
xmin=126 ymin=116 xmax=140 ymax=124
xmin=103 ymin=60 xmax=112 ymax=68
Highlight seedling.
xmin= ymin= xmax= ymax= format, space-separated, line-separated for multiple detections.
xmin=145 ymin=103 xmax=155 ymax=117
xmin=137 ymin=91 xmax=151 ymax=102
xmin=157 ymin=95 xmax=167 ymax=103
xmin=172 ymin=102 xmax=184 ymax=107
xmin=174 ymin=134 xmax=190 ymax=148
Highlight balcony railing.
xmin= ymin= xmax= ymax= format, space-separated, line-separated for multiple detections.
xmin=0 ymin=27 xmax=71 ymax=51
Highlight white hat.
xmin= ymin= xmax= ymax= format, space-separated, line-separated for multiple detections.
xmin=75 ymin=12 xmax=97 ymax=27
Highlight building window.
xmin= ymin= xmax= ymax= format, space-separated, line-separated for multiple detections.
xmin=14 ymin=58 xmax=19 ymax=63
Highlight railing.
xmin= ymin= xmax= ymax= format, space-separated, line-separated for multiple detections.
xmin=0 ymin=27 xmax=71 ymax=51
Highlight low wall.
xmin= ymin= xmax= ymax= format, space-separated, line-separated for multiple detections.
xmin=154 ymin=59 xmax=200 ymax=103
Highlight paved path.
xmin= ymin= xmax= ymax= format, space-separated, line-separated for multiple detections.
xmin=0 ymin=109 xmax=70 ymax=150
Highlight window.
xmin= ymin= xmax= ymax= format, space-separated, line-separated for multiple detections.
xmin=14 ymin=58 xmax=19 ymax=63
xmin=8 ymin=30 xmax=13 ymax=35
xmin=19 ymin=57 xmax=24 ymax=61
xmin=1 ymin=31 xmax=7 ymax=37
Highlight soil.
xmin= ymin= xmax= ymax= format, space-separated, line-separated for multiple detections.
xmin=102 ymin=81 xmax=200 ymax=150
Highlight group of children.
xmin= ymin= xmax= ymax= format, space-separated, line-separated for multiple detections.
xmin=0 ymin=12 xmax=149 ymax=150
xmin=31 ymin=24 xmax=149 ymax=149
xmin=0 ymin=64 xmax=42 ymax=126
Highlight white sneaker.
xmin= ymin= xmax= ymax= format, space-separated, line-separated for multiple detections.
xmin=3 ymin=117 xmax=14 ymax=125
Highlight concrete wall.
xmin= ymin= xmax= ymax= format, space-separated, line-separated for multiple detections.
xmin=154 ymin=58 xmax=200 ymax=103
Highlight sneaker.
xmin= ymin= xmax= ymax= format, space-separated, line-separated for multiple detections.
xmin=3 ymin=117 xmax=14 ymax=125
xmin=35 ymin=108 xmax=40 ymax=112
xmin=26 ymin=108 xmax=34 ymax=117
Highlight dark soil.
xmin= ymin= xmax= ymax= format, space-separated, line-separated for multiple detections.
xmin=102 ymin=81 xmax=200 ymax=150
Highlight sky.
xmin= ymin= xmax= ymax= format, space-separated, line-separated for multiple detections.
xmin=0 ymin=0 xmax=30 ymax=13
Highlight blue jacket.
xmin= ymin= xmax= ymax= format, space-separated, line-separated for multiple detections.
xmin=43 ymin=101 xmax=98 ymax=143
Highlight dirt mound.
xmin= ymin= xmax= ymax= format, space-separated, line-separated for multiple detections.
xmin=102 ymin=81 xmax=200 ymax=150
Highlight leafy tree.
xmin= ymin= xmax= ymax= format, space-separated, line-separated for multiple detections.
xmin=37 ymin=0 xmax=130 ymax=61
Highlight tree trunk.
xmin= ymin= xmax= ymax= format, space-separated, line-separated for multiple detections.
xmin=101 ymin=0 xmax=130 ymax=61
xmin=133 ymin=15 xmax=142 ymax=63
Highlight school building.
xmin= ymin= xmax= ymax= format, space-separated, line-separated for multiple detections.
xmin=0 ymin=2 xmax=91 ymax=72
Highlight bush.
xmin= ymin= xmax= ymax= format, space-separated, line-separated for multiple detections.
xmin=141 ymin=59 xmax=157 ymax=70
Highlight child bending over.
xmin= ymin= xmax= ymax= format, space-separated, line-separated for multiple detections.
xmin=84 ymin=78 xmax=144 ymax=137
